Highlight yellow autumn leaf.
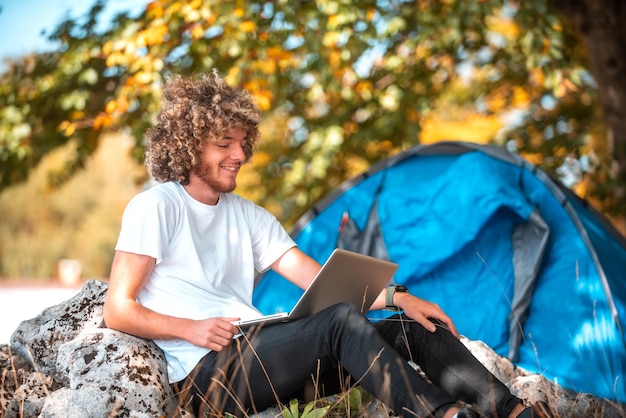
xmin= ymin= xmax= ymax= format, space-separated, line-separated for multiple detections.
xmin=355 ymin=81 xmax=373 ymax=101
xmin=135 ymin=71 xmax=153 ymax=84
xmin=257 ymin=59 xmax=276 ymax=75
xmin=165 ymin=2 xmax=182 ymax=16
xmin=519 ymin=152 xmax=544 ymax=165
xmin=574 ymin=177 xmax=588 ymax=197
xmin=420 ymin=113 xmax=502 ymax=144
xmin=252 ymin=151 xmax=271 ymax=167
xmin=414 ymin=43 xmax=430 ymax=59
xmin=116 ymin=97 xmax=130 ymax=113
xmin=356 ymin=81 xmax=373 ymax=93
xmin=555 ymin=78 xmax=577 ymax=98
xmin=486 ymin=15 xmax=520 ymax=40
xmin=224 ymin=68 xmax=240 ymax=86
xmin=64 ymin=122 xmax=76 ymax=137
xmin=182 ymin=7 xmax=201 ymax=23
xmin=135 ymin=31 xmax=147 ymax=48
xmin=102 ymin=41 xmax=113 ymax=55
xmin=267 ymin=46 xmax=291 ymax=61
xmin=57 ymin=120 xmax=70 ymax=132
xmin=105 ymin=51 xmax=126 ymax=67
xmin=323 ymin=31 xmax=339 ymax=48
xmin=329 ymin=50 xmax=341 ymax=68
xmin=253 ymin=91 xmax=272 ymax=111
xmin=483 ymin=87 xmax=509 ymax=112
xmin=201 ymin=5 xmax=216 ymax=24
xmin=151 ymin=57 xmax=164 ymax=72
xmin=240 ymin=21 xmax=256 ymax=33
xmin=147 ymin=1 xmax=164 ymax=19
xmin=105 ymin=100 xmax=117 ymax=114
xmin=328 ymin=14 xmax=340 ymax=29
xmin=93 ymin=113 xmax=112 ymax=130
xmin=257 ymin=97 xmax=271 ymax=111
xmin=529 ymin=68 xmax=545 ymax=87
xmin=143 ymin=23 xmax=168 ymax=46
xmin=191 ymin=24 xmax=205 ymax=40
xmin=379 ymin=140 xmax=393 ymax=152
xmin=512 ymin=86 xmax=530 ymax=107
xmin=70 ymin=111 xmax=85 ymax=120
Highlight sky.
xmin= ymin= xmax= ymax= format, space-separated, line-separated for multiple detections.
xmin=0 ymin=0 xmax=150 ymax=67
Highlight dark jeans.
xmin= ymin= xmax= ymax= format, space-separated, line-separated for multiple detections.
xmin=173 ymin=303 xmax=521 ymax=417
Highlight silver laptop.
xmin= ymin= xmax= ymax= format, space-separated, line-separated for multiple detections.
xmin=233 ymin=248 xmax=399 ymax=330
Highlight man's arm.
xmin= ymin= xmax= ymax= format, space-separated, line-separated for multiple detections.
xmin=269 ymin=246 xmax=323 ymax=290
xmin=104 ymin=250 xmax=238 ymax=351
xmin=370 ymin=290 xmax=459 ymax=337
xmin=270 ymin=247 xmax=459 ymax=337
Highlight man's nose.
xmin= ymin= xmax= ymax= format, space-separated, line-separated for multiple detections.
xmin=231 ymin=143 xmax=246 ymax=161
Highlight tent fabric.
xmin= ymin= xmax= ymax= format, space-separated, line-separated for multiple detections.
xmin=509 ymin=208 xmax=550 ymax=361
xmin=252 ymin=141 xmax=626 ymax=402
xmin=337 ymin=198 xmax=390 ymax=262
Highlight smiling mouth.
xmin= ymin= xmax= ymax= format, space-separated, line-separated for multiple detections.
xmin=221 ymin=165 xmax=239 ymax=172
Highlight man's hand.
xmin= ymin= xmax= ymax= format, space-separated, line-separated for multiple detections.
xmin=393 ymin=292 xmax=459 ymax=338
xmin=105 ymin=251 xmax=242 ymax=349
xmin=184 ymin=317 xmax=240 ymax=351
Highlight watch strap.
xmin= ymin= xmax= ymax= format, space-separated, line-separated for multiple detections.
xmin=385 ymin=285 xmax=408 ymax=310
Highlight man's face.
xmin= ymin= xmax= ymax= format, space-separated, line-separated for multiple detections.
xmin=192 ymin=128 xmax=248 ymax=195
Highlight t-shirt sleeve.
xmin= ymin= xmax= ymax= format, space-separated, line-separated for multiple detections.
xmin=247 ymin=203 xmax=296 ymax=273
xmin=115 ymin=189 xmax=176 ymax=264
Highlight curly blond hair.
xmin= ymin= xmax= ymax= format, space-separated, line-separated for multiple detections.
xmin=145 ymin=71 xmax=261 ymax=184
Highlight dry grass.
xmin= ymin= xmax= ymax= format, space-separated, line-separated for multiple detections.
xmin=2 ymin=267 xmax=625 ymax=417
xmin=2 ymin=335 xmax=625 ymax=418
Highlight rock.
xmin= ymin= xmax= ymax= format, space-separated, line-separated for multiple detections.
xmin=2 ymin=280 xmax=187 ymax=417
xmin=1 ymin=344 xmax=35 ymax=414
xmin=10 ymin=279 xmax=108 ymax=378
xmin=460 ymin=338 xmax=520 ymax=384
xmin=5 ymin=371 xmax=53 ymax=417
xmin=1 ymin=279 xmax=623 ymax=417
xmin=43 ymin=329 xmax=176 ymax=417
xmin=463 ymin=342 xmax=624 ymax=418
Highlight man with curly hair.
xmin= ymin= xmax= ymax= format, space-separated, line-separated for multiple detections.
xmin=104 ymin=71 xmax=548 ymax=418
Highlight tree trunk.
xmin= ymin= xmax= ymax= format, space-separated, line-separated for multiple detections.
xmin=550 ymin=0 xmax=626 ymax=205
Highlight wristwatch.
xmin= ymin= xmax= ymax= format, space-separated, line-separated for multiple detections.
xmin=385 ymin=284 xmax=409 ymax=310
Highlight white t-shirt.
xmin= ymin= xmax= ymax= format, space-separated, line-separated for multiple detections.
xmin=115 ymin=181 xmax=296 ymax=382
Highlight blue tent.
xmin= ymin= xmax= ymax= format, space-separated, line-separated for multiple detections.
xmin=253 ymin=141 xmax=626 ymax=403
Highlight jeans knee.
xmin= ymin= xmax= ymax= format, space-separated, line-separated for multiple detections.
xmin=397 ymin=316 xmax=456 ymax=348
xmin=324 ymin=302 xmax=372 ymax=332
xmin=331 ymin=301 xmax=362 ymax=316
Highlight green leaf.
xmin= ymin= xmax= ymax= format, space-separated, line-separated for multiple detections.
xmin=348 ymin=387 xmax=362 ymax=411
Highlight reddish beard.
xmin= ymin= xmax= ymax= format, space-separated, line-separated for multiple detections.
xmin=194 ymin=162 xmax=238 ymax=193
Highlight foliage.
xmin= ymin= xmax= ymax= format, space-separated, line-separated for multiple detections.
xmin=0 ymin=0 xmax=620 ymax=230
xmin=0 ymin=134 xmax=141 ymax=279
xmin=280 ymin=387 xmax=364 ymax=418
xmin=329 ymin=387 xmax=364 ymax=416
xmin=282 ymin=398 xmax=330 ymax=418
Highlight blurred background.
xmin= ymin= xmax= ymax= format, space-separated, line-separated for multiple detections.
xmin=1 ymin=0 xmax=625 ymax=342
xmin=0 ymin=0 xmax=150 ymax=342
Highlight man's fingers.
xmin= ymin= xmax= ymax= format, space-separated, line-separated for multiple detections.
xmin=428 ymin=313 xmax=459 ymax=338
xmin=415 ymin=315 xmax=437 ymax=333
